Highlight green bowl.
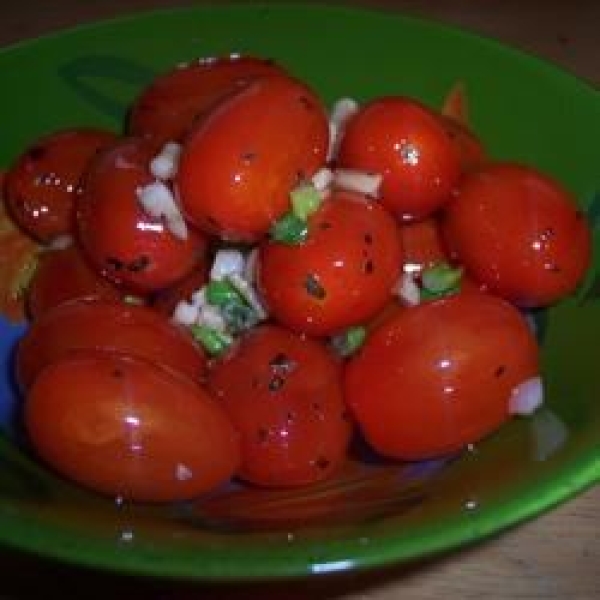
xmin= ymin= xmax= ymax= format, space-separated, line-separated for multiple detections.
xmin=0 ymin=2 xmax=598 ymax=581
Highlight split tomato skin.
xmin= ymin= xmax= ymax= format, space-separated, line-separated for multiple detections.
xmin=77 ymin=136 xmax=208 ymax=293
xmin=15 ymin=298 xmax=207 ymax=391
xmin=442 ymin=162 xmax=592 ymax=307
xmin=337 ymin=97 xmax=461 ymax=221
xmin=258 ymin=191 xmax=402 ymax=337
xmin=25 ymin=350 xmax=240 ymax=502
xmin=176 ymin=75 xmax=329 ymax=242
xmin=3 ymin=128 xmax=118 ymax=243
xmin=344 ymin=291 xmax=540 ymax=461
xmin=128 ymin=54 xmax=287 ymax=145
xmin=207 ymin=325 xmax=352 ymax=488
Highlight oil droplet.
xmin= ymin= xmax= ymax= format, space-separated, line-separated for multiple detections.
xmin=119 ymin=528 xmax=134 ymax=543
xmin=464 ymin=497 xmax=479 ymax=512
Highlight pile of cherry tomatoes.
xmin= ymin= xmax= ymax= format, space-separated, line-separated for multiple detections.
xmin=1 ymin=54 xmax=591 ymax=503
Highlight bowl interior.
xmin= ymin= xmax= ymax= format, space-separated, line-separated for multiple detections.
xmin=0 ymin=2 xmax=599 ymax=580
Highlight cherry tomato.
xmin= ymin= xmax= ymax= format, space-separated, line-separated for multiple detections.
xmin=207 ymin=325 xmax=351 ymax=487
xmin=77 ymin=136 xmax=208 ymax=293
xmin=176 ymin=75 xmax=329 ymax=241
xmin=397 ymin=216 xmax=449 ymax=275
xmin=15 ymin=298 xmax=206 ymax=390
xmin=3 ymin=128 xmax=117 ymax=243
xmin=26 ymin=243 xmax=126 ymax=320
xmin=25 ymin=350 xmax=240 ymax=502
xmin=337 ymin=97 xmax=461 ymax=221
xmin=344 ymin=291 xmax=540 ymax=460
xmin=439 ymin=115 xmax=487 ymax=173
xmin=151 ymin=256 xmax=209 ymax=316
xmin=128 ymin=54 xmax=287 ymax=145
xmin=442 ymin=162 xmax=592 ymax=307
xmin=258 ymin=191 xmax=402 ymax=337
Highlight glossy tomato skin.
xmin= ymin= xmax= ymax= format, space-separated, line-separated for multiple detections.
xmin=397 ymin=216 xmax=449 ymax=275
xmin=344 ymin=291 xmax=539 ymax=460
xmin=443 ymin=163 xmax=592 ymax=307
xmin=176 ymin=75 xmax=329 ymax=242
xmin=208 ymin=325 xmax=352 ymax=487
xmin=128 ymin=54 xmax=287 ymax=145
xmin=77 ymin=136 xmax=208 ymax=293
xmin=26 ymin=243 xmax=126 ymax=320
xmin=258 ymin=191 xmax=402 ymax=337
xmin=15 ymin=298 xmax=206 ymax=390
xmin=26 ymin=350 xmax=240 ymax=502
xmin=439 ymin=115 xmax=486 ymax=174
xmin=337 ymin=97 xmax=461 ymax=221
xmin=3 ymin=128 xmax=118 ymax=243
xmin=151 ymin=256 xmax=209 ymax=316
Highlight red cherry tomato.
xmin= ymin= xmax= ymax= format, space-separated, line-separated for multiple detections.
xmin=439 ymin=115 xmax=487 ymax=173
xmin=151 ymin=257 xmax=209 ymax=316
xmin=77 ymin=136 xmax=208 ymax=293
xmin=26 ymin=243 xmax=126 ymax=320
xmin=25 ymin=350 xmax=240 ymax=502
xmin=15 ymin=299 xmax=206 ymax=390
xmin=128 ymin=54 xmax=287 ymax=145
xmin=258 ymin=191 xmax=402 ymax=337
xmin=443 ymin=162 xmax=592 ymax=307
xmin=397 ymin=216 xmax=449 ymax=275
xmin=3 ymin=128 xmax=118 ymax=243
xmin=337 ymin=97 xmax=461 ymax=221
xmin=176 ymin=75 xmax=329 ymax=241
xmin=344 ymin=292 xmax=540 ymax=460
xmin=208 ymin=325 xmax=351 ymax=487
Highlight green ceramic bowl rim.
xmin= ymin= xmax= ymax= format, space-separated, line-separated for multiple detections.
xmin=0 ymin=2 xmax=598 ymax=581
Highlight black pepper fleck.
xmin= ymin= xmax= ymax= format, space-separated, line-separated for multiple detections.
xmin=495 ymin=365 xmax=506 ymax=378
xmin=128 ymin=255 xmax=151 ymax=273
xmin=268 ymin=375 xmax=285 ymax=392
xmin=269 ymin=352 xmax=296 ymax=374
xmin=304 ymin=273 xmax=326 ymax=300
xmin=314 ymin=456 xmax=331 ymax=470
xmin=106 ymin=256 xmax=124 ymax=271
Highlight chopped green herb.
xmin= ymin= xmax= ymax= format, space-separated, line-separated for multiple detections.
xmin=270 ymin=212 xmax=309 ymax=244
xmin=421 ymin=262 xmax=463 ymax=299
xmin=220 ymin=301 xmax=260 ymax=334
xmin=190 ymin=325 xmax=233 ymax=356
xmin=206 ymin=279 xmax=241 ymax=307
xmin=331 ymin=325 xmax=367 ymax=357
xmin=290 ymin=183 xmax=322 ymax=220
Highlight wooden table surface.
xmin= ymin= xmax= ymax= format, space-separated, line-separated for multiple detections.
xmin=1 ymin=2 xmax=598 ymax=599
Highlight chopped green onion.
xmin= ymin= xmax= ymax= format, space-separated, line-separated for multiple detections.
xmin=331 ymin=325 xmax=367 ymax=357
xmin=270 ymin=213 xmax=309 ymax=244
xmin=220 ymin=301 xmax=260 ymax=334
xmin=190 ymin=325 xmax=233 ymax=356
xmin=290 ymin=183 xmax=322 ymax=220
xmin=421 ymin=263 xmax=463 ymax=299
xmin=206 ymin=279 xmax=241 ymax=307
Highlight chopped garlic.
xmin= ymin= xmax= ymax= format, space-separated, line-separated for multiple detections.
xmin=508 ymin=377 xmax=544 ymax=415
xmin=394 ymin=272 xmax=420 ymax=307
xmin=172 ymin=300 xmax=200 ymax=326
xmin=332 ymin=168 xmax=383 ymax=197
xmin=136 ymin=180 xmax=188 ymax=240
xmin=210 ymin=249 xmax=245 ymax=281
xmin=327 ymin=97 xmax=359 ymax=161
xmin=150 ymin=142 xmax=182 ymax=180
